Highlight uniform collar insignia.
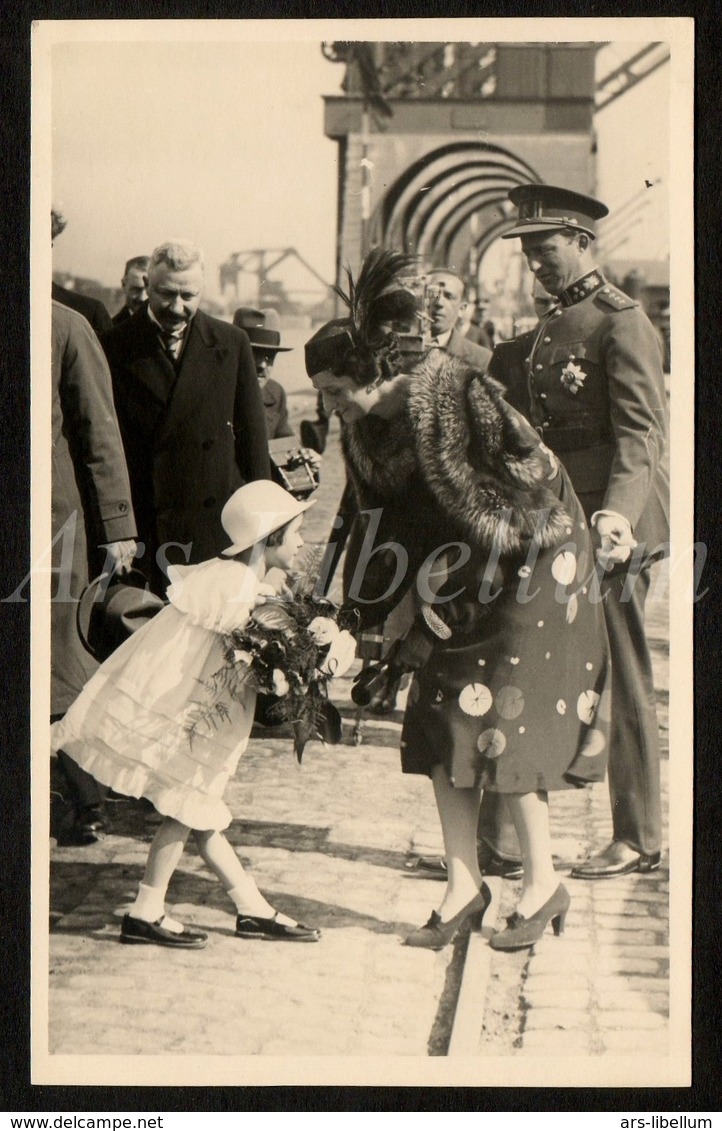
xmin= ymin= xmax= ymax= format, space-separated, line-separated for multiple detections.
xmin=558 ymin=270 xmax=605 ymax=308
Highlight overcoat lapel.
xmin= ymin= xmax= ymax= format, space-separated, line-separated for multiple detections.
xmin=125 ymin=314 xmax=176 ymax=407
xmin=158 ymin=311 xmax=231 ymax=438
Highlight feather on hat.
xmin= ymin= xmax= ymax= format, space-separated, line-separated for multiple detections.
xmin=305 ymin=248 xmax=418 ymax=377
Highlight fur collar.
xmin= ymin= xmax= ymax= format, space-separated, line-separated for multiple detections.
xmin=406 ymin=352 xmax=573 ymax=556
xmin=342 ymin=405 xmax=418 ymax=504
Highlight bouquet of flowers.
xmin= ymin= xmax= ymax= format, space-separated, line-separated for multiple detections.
xmin=184 ymin=548 xmax=359 ymax=760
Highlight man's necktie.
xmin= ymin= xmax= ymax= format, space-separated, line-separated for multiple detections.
xmin=160 ymin=331 xmax=183 ymax=365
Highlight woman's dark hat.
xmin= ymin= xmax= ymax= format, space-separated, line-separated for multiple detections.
xmin=304 ymin=320 xmax=355 ymax=377
xmin=77 ymin=569 xmax=165 ymax=663
xmin=502 ymin=184 xmax=609 ymax=240
xmin=305 ymin=249 xmax=418 ymax=377
xmin=233 ymin=307 xmax=292 ymax=352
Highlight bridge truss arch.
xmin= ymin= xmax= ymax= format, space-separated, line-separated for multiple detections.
xmin=368 ymin=141 xmax=542 ymax=274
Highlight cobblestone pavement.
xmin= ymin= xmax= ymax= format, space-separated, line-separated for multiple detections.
xmin=49 ymin=697 xmax=459 ymax=1058
xmin=46 ymin=408 xmax=678 ymax=1077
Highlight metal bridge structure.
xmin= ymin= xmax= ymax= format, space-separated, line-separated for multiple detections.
xmin=218 ymin=246 xmax=333 ymax=315
xmin=320 ymin=41 xmax=670 ymax=285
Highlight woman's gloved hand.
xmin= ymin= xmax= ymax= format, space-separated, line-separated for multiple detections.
xmin=350 ymin=659 xmax=395 ymax=709
xmin=351 ymin=636 xmax=423 ymax=709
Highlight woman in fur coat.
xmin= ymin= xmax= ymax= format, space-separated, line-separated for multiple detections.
xmin=305 ymin=251 xmax=610 ymax=952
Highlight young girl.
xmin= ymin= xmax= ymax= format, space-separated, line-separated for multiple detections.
xmin=51 ymin=481 xmax=320 ymax=948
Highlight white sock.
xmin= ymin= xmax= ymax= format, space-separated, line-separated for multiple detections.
xmin=158 ymin=915 xmax=184 ymax=934
xmin=128 ymin=884 xmax=186 ymax=933
xmin=227 ymin=882 xmax=273 ymax=917
xmin=128 ymin=882 xmax=165 ymax=924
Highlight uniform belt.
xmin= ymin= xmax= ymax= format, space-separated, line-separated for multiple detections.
xmin=537 ymin=426 xmax=612 ymax=452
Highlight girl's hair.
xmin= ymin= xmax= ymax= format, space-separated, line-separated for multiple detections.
xmin=227 ymin=518 xmax=292 ymax=564
xmin=265 ymin=519 xmax=293 ymax=548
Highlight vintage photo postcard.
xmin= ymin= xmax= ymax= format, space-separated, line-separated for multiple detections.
xmin=28 ymin=15 xmax=694 ymax=1090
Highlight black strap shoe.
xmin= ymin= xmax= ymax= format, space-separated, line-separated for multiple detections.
xmin=77 ymin=806 xmax=109 ymax=836
xmin=56 ymin=806 xmax=109 ymax=847
xmin=235 ymin=912 xmax=320 ymax=942
xmin=120 ymin=913 xmax=208 ymax=948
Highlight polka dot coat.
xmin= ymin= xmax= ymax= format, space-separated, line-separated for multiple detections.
xmin=400 ymin=467 xmax=610 ymax=792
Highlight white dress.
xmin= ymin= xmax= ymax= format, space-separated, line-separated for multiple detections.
xmin=51 ymin=558 xmax=266 ymax=831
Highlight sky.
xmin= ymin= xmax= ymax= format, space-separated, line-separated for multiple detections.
xmin=46 ymin=26 xmax=675 ymax=303
xmin=50 ymin=37 xmax=341 ymax=299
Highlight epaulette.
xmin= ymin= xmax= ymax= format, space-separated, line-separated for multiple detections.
xmin=493 ymin=328 xmax=535 ymax=351
xmin=595 ymin=284 xmax=638 ymax=312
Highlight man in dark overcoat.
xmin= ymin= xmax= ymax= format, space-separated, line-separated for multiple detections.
xmin=112 ymin=256 xmax=149 ymax=326
xmin=497 ymin=183 xmax=669 ymax=878
xmin=101 ymin=241 xmax=271 ymax=594
xmin=51 ymin=301 xmax=137 ymax=839
xmin=52 ymin=281 xmax=113 ymax=337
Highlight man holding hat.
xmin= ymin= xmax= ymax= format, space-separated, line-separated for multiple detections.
xmin=499 ymin=183 xmax=669 ymax=879
xmin=51 ymin=300 xmax=137 ymax=842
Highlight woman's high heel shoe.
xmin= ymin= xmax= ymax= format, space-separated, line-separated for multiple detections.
xmin=489 ymin=883 xmax=570 ymax=951
xmin=404 ymin=882 xmax=492 ymax=950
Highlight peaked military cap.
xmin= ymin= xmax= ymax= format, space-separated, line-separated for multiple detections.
xmin=502 ymin=184 xmax=609 ymax=240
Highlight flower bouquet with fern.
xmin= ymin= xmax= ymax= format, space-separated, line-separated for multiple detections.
xmin=184 ymin=546 xmax=359 ymax=760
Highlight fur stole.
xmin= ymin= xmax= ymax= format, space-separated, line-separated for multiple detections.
xmin=406 ymin=352 xmax=573 ymax=557
xmin=342 ymin=401 xmax=419 ymax=507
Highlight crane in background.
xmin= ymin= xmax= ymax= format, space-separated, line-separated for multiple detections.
xmin=218 ymin=247 xmax=332 ymax=316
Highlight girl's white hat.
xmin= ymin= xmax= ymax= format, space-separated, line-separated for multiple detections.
xmin=220 ymin=480 xmax=315 ymax=556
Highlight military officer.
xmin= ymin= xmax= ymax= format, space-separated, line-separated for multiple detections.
xmin=497 ymin=183 xmax=669 ymax=878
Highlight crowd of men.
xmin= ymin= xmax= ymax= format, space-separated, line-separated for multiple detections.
xmin=50 ymin=183 xmax=669 ymax=886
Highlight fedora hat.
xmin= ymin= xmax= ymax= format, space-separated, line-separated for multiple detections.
xmin=232 ymin=307 xmax=291 ymax=352
xmin=220 ymin=480 xmax=315 ymax=557
xmin=77 ymin=569 xmax=165 ymax=663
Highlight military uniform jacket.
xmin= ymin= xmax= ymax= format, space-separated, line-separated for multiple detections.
xmin=490 ymin=272 xmax=669 ymax=555
xmin=101 ymin=306 xmax=271 ymax=588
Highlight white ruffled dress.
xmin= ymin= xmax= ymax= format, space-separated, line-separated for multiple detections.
xmin=51 ymin=558 xmax=265 ymax=831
